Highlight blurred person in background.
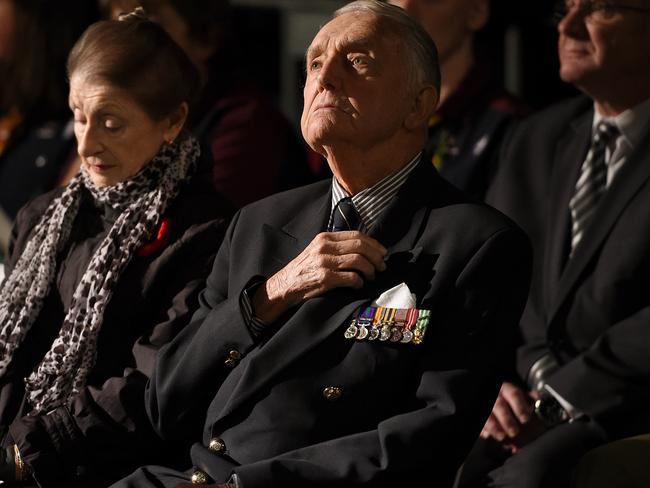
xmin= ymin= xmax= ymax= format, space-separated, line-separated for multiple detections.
xmin=0 ymin=0 xmax=99 ymax=260
xmin=0 ymin=10 xmax=230 ymax=487
xmin=101 ymin=0 xmax=314 ymax=209
xmin=459 ymin=0 xmax=650 ymax=486
xmin=388 ymin=0 xmax=527 ymax=199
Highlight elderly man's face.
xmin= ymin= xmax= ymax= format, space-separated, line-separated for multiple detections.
xmin=558 ymin=0 xmax=650 ymax=93
xmin=301 ymin=11 xmax=414 ymax=155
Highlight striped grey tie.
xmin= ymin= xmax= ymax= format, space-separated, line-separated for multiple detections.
xmin=569 ymin=121 xmax=619 ymax=255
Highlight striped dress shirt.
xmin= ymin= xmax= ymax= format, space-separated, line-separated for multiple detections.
xmin=242 ymin=152 xmax=423 ymax=337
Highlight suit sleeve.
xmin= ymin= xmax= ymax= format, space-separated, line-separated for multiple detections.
xmin=231 ymin=226 xmax=532 ymax=488
xmin=546 ymin=305 xmax=650 ymax=436
xmin=145 ymin=210 xmax=261 ymax=443
xmin=8 ymin=218 xmax=226 ymax=487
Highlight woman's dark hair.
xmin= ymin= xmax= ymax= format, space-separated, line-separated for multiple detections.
xmin=0 ymin=0 xmax=99 ymax=120
xmin=67 ymin=10 xmax=200 ymax=121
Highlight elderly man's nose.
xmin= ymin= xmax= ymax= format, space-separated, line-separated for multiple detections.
xmin=317 ymin=58 xmax=342 ymax=91
xmin=558 ymin=3 xmax=588 ymax=36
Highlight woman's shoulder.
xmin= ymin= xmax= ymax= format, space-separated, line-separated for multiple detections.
xmin=13 ymin=187 xmax=65 ymax=232
xmin=164 ymin=171 xmax=233 ymax=235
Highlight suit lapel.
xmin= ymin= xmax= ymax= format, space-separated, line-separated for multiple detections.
xmin=254 ymin=185 xmax=331 ymax=280
xmin=544 ymin=111 xmax=591 ymax=316
xmin=548 ymin=117 xmax=650 ymax=325
xmin=214 ymin=157 xmax=440 ymax=422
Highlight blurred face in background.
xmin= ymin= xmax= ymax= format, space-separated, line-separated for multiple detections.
xmin=0 ymin=0 xmax=14 ymax=60
xmin=143 ymin=2 xmax=214 ymax=73
xmin=557 ymin=0 xmax=650 ymax=96
xmin=388 ymin=0 xmax=487 ymax=64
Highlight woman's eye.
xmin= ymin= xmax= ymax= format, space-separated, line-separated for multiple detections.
xmin=104 ymin=118 xmax=122 ymax=131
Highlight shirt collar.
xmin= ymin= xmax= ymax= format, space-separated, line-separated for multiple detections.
xmin=593 ymin=96 xmax=650 ymax=149
xmin=330 ymin=152 xmax=422 ymax=232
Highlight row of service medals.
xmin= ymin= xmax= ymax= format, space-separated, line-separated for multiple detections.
xmin=344 ymin=306 xmax=430 ymax=345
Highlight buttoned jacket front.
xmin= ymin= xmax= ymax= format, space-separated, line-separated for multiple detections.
xmin=487 ymin=95 xmax=650 ymax=438
xmin=127 ymin=159 xmax=531 ymax=488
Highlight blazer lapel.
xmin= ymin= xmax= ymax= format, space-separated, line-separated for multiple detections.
xmin=254 ymin=185 xmax=331 ymax=279
xmin=549 ymin=119 xmax=650 ymax=325
xmin=544 ymin=111 xmax=591 ymax=316
xmin=371 ymin=156 xmax=443 ymax=253
xmin=213 ymin=156 xmax=441 ymax=422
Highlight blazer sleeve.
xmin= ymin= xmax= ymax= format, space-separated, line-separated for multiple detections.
xmin=230 ymin=227 xmax=532 ymax=488
xmin=8 ymin=217 xmax=227 ymax=487
xmin=145 ymin=210 xmax=261 ymax=443
xmin=545 ymin=305 xmax=650 ymax=436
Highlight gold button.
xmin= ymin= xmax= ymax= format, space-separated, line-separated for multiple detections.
xmin=191 ymin=469 xmax=208 ymax=484
xmin=208 ymin=437 xmax=226 ymax=453
xmin=224 ymin=358 xmax=237 ymax=368
xmin=228 ymin=350 xmax=241 ymax=360
xmin=322 ymin=386 xmax=342 ymax=401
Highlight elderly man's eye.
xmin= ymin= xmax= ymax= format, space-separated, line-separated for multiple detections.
xmin=350 ymin=56 xmax=369 ymax=68
xmin=309 ymin=60 xmax=322 ymax=71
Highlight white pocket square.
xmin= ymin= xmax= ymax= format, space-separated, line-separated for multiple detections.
xmin=372 ymin=282 xmax=416 ymax=309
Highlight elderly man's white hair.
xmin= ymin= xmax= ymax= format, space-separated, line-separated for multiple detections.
xmin=334 ymin=0 xmax=441 ymax=101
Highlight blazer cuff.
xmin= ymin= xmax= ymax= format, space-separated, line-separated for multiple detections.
xmin=9 ymin=406 xmax=82 ymax=485
xmin=239 ymin=277 xmax=270 ymax=339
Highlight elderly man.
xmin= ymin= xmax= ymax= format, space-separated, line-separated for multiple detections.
xmin=108 ymin=2 xmax=530 ymax=487
xmin=387 ymin=0 xmax=527 ymax=199
xmin=459 ymin=0 xmax=650 ymax=487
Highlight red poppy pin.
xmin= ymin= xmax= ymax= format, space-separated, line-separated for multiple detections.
xmin=137 ymin=217 xmax=171 ymax=257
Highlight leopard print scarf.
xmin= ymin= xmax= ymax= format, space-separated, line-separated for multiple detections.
xmin=0 ymin=135 xmax=200 ymax=414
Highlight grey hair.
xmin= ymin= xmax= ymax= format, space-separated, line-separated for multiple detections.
xmin=334 ymin=0 xmax=441 ymax=99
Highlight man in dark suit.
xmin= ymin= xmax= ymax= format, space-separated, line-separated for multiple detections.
xmin=109 ymin=1 xmax=531 ymax=487
xmin=459 ymin=1 xmax=650 ymax=487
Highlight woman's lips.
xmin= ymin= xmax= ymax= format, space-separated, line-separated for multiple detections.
xmin=86 ymin=162 xmax=116 ymax=173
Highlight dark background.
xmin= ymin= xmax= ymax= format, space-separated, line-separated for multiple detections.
xmin=230 ymin=0 xmax=581 ymax=123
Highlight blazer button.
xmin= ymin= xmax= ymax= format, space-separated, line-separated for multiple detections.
xmin=191 ymin=469 xmax=208 ymax=484
xmin=322 ymin=386 xmax=342 ymax=401
xmin=208 ymin=437 xmax=226 ymax=453
xmin=224 ymin=350 xmax=241 ymax=368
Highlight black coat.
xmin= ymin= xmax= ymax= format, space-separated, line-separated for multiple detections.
xmin=112 ymin=158 xmax=532 ymax=488
xmin=0 ymin=171 xmax=230 ymax=487
xmin=487 ymin=95 xmax=650 ymax=438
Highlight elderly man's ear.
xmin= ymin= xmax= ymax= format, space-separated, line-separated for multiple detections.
xmin=404 ymin=85 xmax=438 ymax=131
xmin=163 ymin=102 xmax=190 ymax=143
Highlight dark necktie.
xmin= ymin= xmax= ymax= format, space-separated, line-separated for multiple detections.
xmin=329 ymin=197 xmax=361 ymax=232
xmin=569 ymin=120 xmax=619 ymax=255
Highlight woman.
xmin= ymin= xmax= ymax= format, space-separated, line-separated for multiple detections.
xmin=0 ymin=0 xmax=99 ymax=246
xmin=102 ymin=0 xmax=315 ymax=209
xmin=0 ymin=10 xmax=230 ymax=487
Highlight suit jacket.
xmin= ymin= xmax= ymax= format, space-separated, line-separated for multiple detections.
xmin=139 ymin=158 xmax=531 ymax=488
xmin=487 ymin=95 xmax=650 ymax=438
